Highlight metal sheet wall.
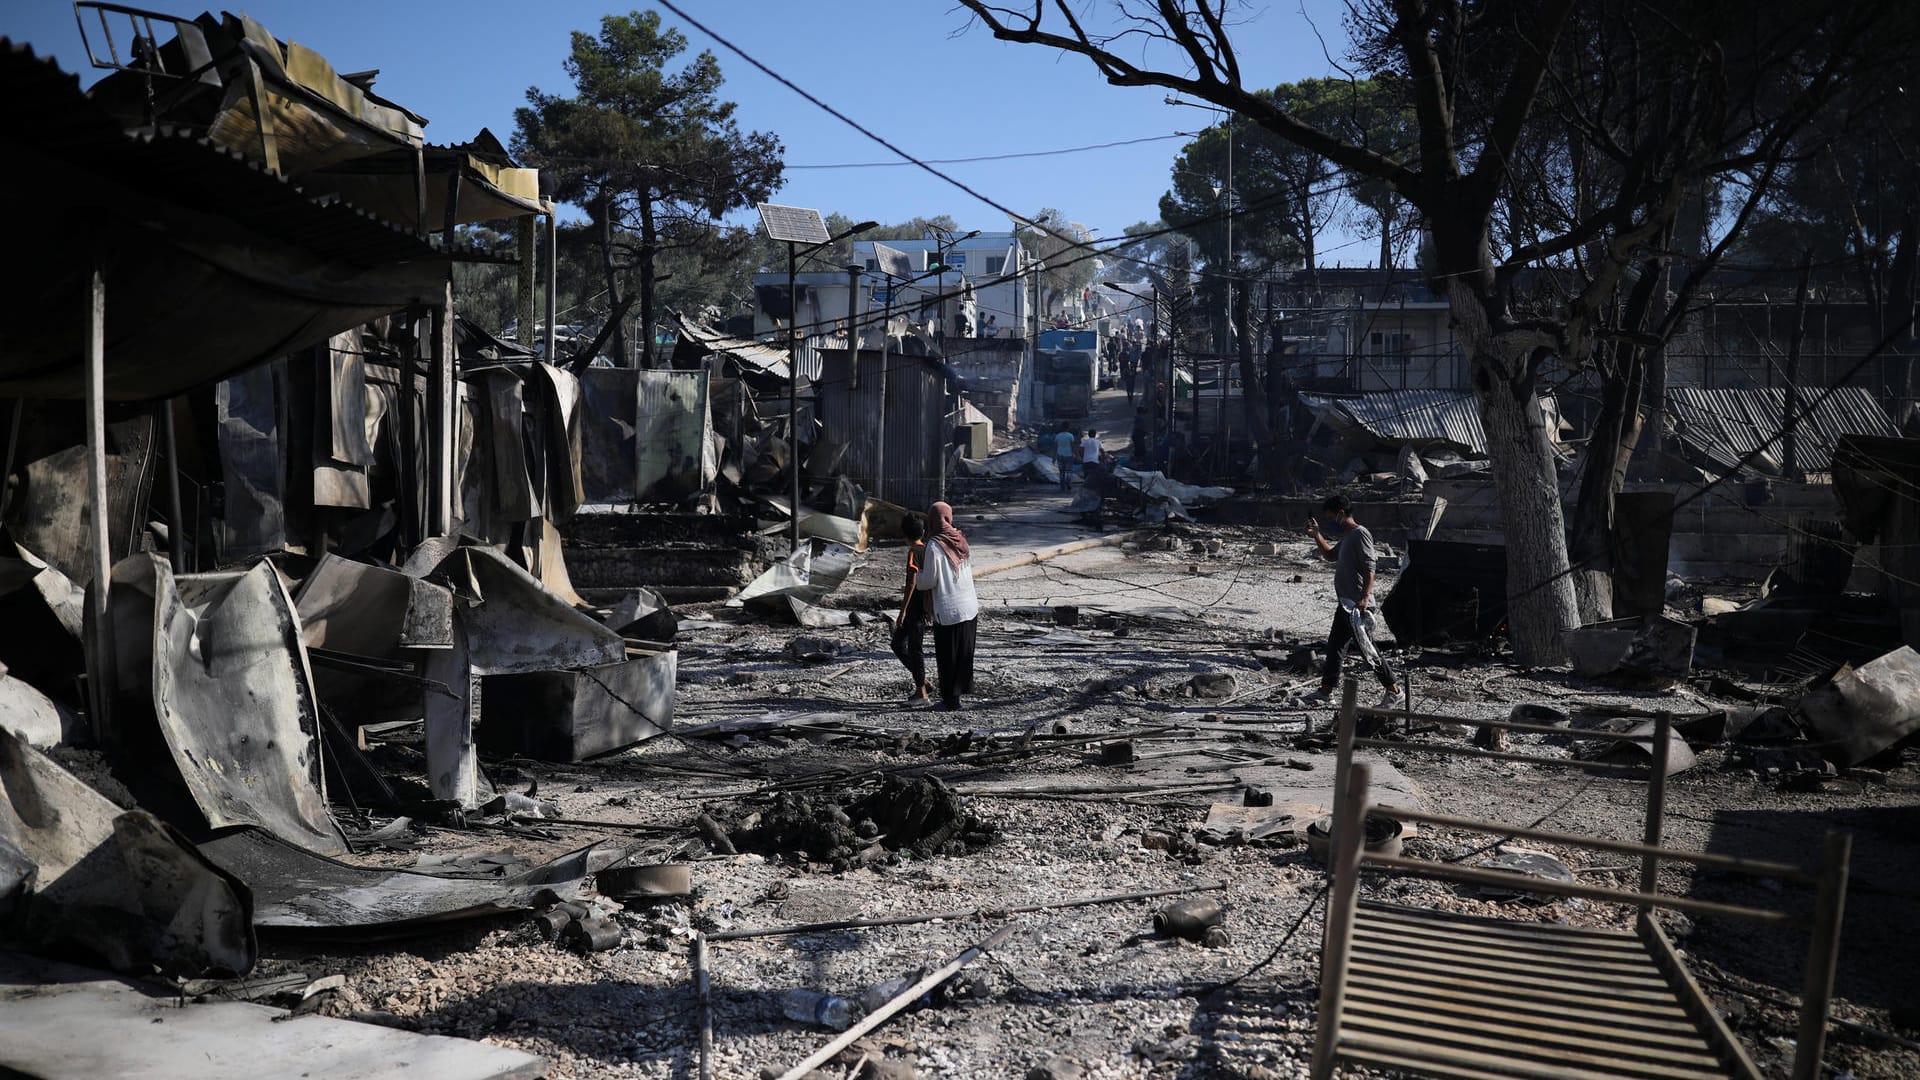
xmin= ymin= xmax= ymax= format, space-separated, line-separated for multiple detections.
xmin=816 ymin=348 xmax=948 ymax=512
xmin=635 ymin=370 xmax=715 ymax=503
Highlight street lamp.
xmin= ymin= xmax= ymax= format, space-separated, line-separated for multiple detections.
xmin=756 ymin=204 xmax=877 ymax=550
xmin=926 ymin=227 xmax=981 ymax=340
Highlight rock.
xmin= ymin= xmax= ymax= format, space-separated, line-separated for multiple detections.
xmin=1251 ymin=542 xmax=1281 ymax=556
xmin=1701 ymin=597 xmax=1740 ymax=616
xmin=1186 ymin=672 xmax=1237 ymax=699
xmin=1028 ymin=1057 xmax=1086 ymax=1080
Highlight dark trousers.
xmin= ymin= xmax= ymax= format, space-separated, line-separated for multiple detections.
xmin=1321 ymin=605 xmax=1397 ymax=692
xmin=891 ymin=590 xmax=927 ymax=687
xmin=932 ymin=617 xmax=978 ymax=707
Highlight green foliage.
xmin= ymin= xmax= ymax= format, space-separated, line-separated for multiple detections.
xmin=512 ymin=10 xmax=784 ymax=361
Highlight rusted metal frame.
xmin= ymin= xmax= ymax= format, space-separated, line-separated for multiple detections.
xmin=84 ymin=263 xmax=114 ymax=743
xmin=1345 ymin=971 xmax=1707 ymax=1036
xmin=1357 ymin=854 xmax=1799 ymax=925
xmin=1328 ymin=676 xmax=1359 ymax=886
xmin=1366 ymin=805 xmax=1813 ymax=883
xmin=1356 ymin=707 xmax=1679 ymax=742
xmin=1340 ymin=1031 xmax=1730 ymax=1080
xmin=1351 ymin=736 xmax=1651 ymax=775
xmin=1793 ymin=831 xmax=1851 ymax=1080
xmin=1359 ymin=900 xmax=1662 ymax=951
xmin=1640 ymin=712 xmax=1672 ymax=900
xmin=1350 ymin=935 xmax=1672 ymax=989
xmin=1347 ymin=953 xmax=1687 ymax=1007
xmin=1338 ymin=1004 xmax=1732 ymax=1073
xmin=1335 ymin=1043 xmax=1533 ymax=1080
xmin=1350 ymin=923 xmax=1669 ymax=977
xmin=1309 ymin=759 xmax=1369 ymax=1080
xmin=428 ymin=278 xmax=455 ymax=536
xmin=1641 ymin=913 xmax=1766 ymax=1080
xmin=693 ymin=932 xmax=713 ymax=1080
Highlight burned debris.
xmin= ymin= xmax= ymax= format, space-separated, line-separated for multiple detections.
xmin=0 ymin=4 xmax=1917 ymax=1079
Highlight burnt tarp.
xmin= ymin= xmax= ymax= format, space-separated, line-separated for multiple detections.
xmin=198 ymin=827 xmax=608 ymax=935
xmin=0 ymin=728 xmax=255 ymax=977
xmin=215 ymin=361 xmax=289 ymax=558
xmin=1796 ymin=645 xmax=1920 ymax=767
xmin=107 ymin=554 xmax=346 ymax=856
xmin=1382 ymin=540 xmax=1508 ymax=646
xmin=636 ymin=369 xmax=716 ymax=503
xmin=407 ymin=543 xmax=627 ymax=674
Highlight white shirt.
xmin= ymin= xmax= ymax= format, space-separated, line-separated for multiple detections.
xmin=915 ymin=540 xmax=979 ymax=626
xmin=1080 ymin=436 xmax=1102 ymax=463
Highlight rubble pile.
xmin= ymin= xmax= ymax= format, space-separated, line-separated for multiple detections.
xmin=715 ymin=777 xmax=999 ymax=870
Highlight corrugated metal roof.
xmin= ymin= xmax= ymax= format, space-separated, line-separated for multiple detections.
xmin=1665 ymin=386 xmax=1896 ymax=474
xmin=673 ymin=317 xmax=792 ymax=381
xmin=1299 ymin=390 xmax=1493 ymax=454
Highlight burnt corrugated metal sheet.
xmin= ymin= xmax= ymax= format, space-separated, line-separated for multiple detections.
xmin=1299 ymin=390 xmax=1493 ymax=454
xmin=635 ymin=370 xmax=714 ymax=502
xmin=1665 ymin=386 xmax=1895 ymax=475
xmin=816 ymin=348 xmax=948 ymax=510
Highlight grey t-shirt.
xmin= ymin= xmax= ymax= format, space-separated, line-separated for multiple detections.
xmin=1332 ymin=523 xmax=1378 ymax=605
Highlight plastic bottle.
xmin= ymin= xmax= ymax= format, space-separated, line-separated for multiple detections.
xmin=779 ymin=989 xmax=859 ymax=1031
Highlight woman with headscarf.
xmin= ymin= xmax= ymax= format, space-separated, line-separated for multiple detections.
xmin=914 ymin=501 xmax=979 ymax=711
xmin=891 ymin=515 xmax=932 ymax=703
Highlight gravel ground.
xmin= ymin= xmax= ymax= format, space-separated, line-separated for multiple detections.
xmin=244 ymin=490 xmax=1920 ymax=1080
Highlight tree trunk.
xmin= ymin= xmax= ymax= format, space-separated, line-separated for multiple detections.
xmin=1232 ymin=278 xmax=1284 ymax=488
xmin=637 ymin=194 xmax=659 ymax=370
xmin=1377 ymin=205 xmax=1393 ymax=270
xmin=594 ymin=195 xmax=627 ymax=366
xmin=1473 ymin=359 xmax=1581 ymax=665
xmin=1567 ymin=349 xmax=1646 ymax=623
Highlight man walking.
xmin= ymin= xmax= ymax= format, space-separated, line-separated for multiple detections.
xmin=1305 ymin=494 xmax=1401 ymax=707
xmin=1052 ymin=426 xmax=1077 ymax=490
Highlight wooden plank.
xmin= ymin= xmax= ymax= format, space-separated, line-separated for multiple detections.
xmin=1309 ymin=752 xmax=1369 ymax=1080
xmin=1354 ymin=708 xmax=1673 ymax=741
xmin=1342 ymin=1030 xmax=1733 ymax=1080
xmin=1343 ymin=998 xmax=1728 ymax=1063
xmin=1794 ymin=832 xmax=1851 ymax=1080
xmin=1368 ymin=806 xmax=1813 ymax=882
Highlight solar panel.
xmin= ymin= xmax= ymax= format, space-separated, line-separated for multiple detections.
xmin=756 ymin=203 xmax=830 ymax=244
xmin=870 ymin=242 xmax=913 ymax=281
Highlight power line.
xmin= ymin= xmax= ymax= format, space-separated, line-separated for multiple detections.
xmin=785 ymin=133 xmax=1192 ymax=170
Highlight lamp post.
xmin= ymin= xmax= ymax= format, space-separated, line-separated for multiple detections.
xmin=762 ymin=210 xmax=878 ymax=551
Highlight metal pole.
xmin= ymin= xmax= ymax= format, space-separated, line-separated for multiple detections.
xmin=158 ymin=399 xmax=184 ymax=573
xmin=430 ymin=278 xmax=455 ymax=536
xmin=787 ymin=240 xmax=802 ymax=551
xmin=85 ymin=266 xmax=113 ymax=743
xmin=878 ymin=276 xmax=892 ymax=504
xmin=516 ymin=219 xmax=536 ymax=348
xmin=1224 ymin=115 xmax=1234 ymax=358
xmin=845 ymin=263 xmax=862 ymax=389
xmin=544 ymin=212 xmax=558 ymax=362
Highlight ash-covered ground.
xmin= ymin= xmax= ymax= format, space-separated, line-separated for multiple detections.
xmin=264 ymin=480 xmax=1920 ymax=1080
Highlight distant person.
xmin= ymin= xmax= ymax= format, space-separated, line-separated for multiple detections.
xmin=916 ymin=501 xmax=979 ymax=711
xmin=983 ymin=314 xmax=998 ymax=337
xmin=954 ymin=311 xmax=971 ymax=338
xmin=1052 ymin=426 xmax=1077 ymax=490
xmin=892 ymin=515 xmax=932 ymax=704
xmin=1080 ymin=429 xmax=1103 ymax=467
xmin=1305 ymin=494 xmax=1401 ymax=709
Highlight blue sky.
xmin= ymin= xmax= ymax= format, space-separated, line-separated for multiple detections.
xmin=7 ymin=1 xmax=1378 ymax=262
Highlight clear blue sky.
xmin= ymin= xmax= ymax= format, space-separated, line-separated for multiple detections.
xmin=6 ymin=1 xmax=1376 ymax=262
